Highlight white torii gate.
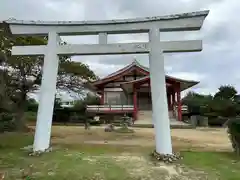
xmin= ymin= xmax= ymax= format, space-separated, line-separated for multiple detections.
xmin=6 ymin=10 xmax=209 ymax=155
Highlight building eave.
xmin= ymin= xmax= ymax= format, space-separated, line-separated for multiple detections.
xmin=91 ymin=60 xmax=200 ymax=91
xmin=120 ymin=76 xmax=150 ymax=85
xmin=120 ymin=75 xmax=199 ymax=93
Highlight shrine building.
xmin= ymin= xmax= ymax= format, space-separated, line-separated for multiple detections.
xmin=87 ymin=60 xmax=198 ymax=124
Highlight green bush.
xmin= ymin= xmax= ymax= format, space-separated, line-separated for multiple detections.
xmin=0 ymin=112 xmax=16 ymax=132
xmin=24 ymin=111 xmax=37 ymax=122
xmin=89 ymin=119 xmax=101 ymax=126
xmin=26 ymin=98 xmax=38 ymax=112
xmin=226 ymin=118 xmax=240 ymax=155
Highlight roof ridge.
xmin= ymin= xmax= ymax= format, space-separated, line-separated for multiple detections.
xmin=97 ymin=59 xmax=199 ymax=84
xmin=135 ymin=60 xmax=149 ymax=72
xmin=103 ymin=62 xmax=132 ymax=78
xmin=92 ymin=59 xmax=151 ymax=85
xmin=103 ymin=58 xmax=147 ymax=78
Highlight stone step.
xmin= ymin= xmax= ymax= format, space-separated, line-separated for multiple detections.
xmin=133 ymin=119 xmax=193 ymax=129
xmin=138 ymin=110 xmax=175 ymax=119
xmin=132 ymin=123 xmax=193 ymax=129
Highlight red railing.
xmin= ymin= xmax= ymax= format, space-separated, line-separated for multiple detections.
xmin=86 ymin=105 xmax=134 ymax=113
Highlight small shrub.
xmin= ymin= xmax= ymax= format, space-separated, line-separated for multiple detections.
xmin=89 ymin=120 xmax=101 ymax=126
xmin=114 ymin=114 xmax=134 ymax=133
xmin=24 ymin=111 xmax=37 ymax=122
xmin=0 ymin=112 xmax=16 ymax=132
xmin=120 ymin=114 xmax=133 ymax=127
xmin=226 ymin=117 xmax=240 ymax=155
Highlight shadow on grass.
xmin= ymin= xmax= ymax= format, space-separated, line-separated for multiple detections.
xmin=0 ymin=132 xmax=34 ymax=149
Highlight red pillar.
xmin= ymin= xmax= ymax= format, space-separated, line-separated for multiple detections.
xmin=172 ymin=90 xmax=175 ymax=110
xmin=133 ymin=85 xmax=138 ymax=121
xmin=167 ymin=93 xmax=171 ymax=110
xmin=176 ymin=84 xmax=182 ymax=121
xmin=100 ymin=89 xmax=104 ymax=105
xmin=148 ymin=80 xmax=151 ymax=108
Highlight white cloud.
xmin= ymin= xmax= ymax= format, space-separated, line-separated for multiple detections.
xmin=85 ymin=61 xmax=125 ymax=78
xmin=1 ymin=0 xmax=239 ymax=97
xmin=169 ymin=72 xmax=205 ymax=81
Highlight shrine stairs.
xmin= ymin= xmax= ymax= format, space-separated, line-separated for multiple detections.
xmin=133 ymin=110 xmax=193 ymax=129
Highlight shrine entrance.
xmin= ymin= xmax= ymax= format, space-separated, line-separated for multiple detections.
xmin=6 ymin=10 xmax=209 ymax=155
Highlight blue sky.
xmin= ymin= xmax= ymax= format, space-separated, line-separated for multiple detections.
xmin=1 ymin=0 xmax=240 ymax=99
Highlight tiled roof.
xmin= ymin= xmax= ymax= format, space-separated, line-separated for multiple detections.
xmin=92 ymin=59 xmax=199 ymax=87
xmin=103 ymin=59 xmax=147 ymax=79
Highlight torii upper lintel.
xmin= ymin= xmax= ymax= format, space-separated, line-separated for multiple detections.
xmin=5 ymin=10 xmax=209 ymax=36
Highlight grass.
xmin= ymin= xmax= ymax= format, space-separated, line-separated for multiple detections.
xmin=0 ymin=134 xmax=151 ymax=180
xmin=0 ymin=149 xmax=130 ymax=179
xmin=0 ymin=133 xmax=131 ymax=179
xmin=181 ymin=151 xmax=240 ymax=180
xmin=0 ymin=127 xmax=239 ymax=179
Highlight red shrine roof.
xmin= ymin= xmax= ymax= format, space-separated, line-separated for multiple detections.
xmin=92 ymin=60 xmax=199 ymax=91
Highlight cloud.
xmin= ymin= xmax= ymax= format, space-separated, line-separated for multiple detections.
xmin=1 ymin=0 xmax=239 ymax=98
xmin=169 ymin=72 xmax=205 ymax=81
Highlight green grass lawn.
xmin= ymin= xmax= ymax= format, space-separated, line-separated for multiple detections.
xmin=181 ymin=151 xmax=240 ymax=180
xmin=0 ymin=132 xmax=240 ymax=180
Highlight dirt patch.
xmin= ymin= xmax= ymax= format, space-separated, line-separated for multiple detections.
xmin=110 ymin=153 xmax=209 ymax=180
xmin=49 ymin=126 xmax=232 ymax=152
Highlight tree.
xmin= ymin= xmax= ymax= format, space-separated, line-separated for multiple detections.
xmin=0 ymin=23 xmax=98 ymax=131
xmin=0 ymin=69 xmax=14 ymax=113
xmin=26 ymin=98 xmax=38 ymax=112
xmin=54 ymin=96 xmax=62 ymax=110
xmin=0 ymin=23 xmax=15 ymax=113
xmin=182 ymin=85 xmax=240 ymax=119
xmin=214 ymin=85 xmax=237 ymax=100
xmin=182 ymin=91 xmax=212 ymax=115
xmin=211 ymin=85 xmax=239 ymax=117
xmin=73 ymin=93 xmax=100 ymax=112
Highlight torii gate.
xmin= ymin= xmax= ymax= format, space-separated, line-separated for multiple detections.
xmin=6 ymin=10 xmax=209 ymax=155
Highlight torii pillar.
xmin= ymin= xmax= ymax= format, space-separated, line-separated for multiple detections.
xmin=149 ymin=28 xmax=172 ymax=154
xmin=33 ymin=31 xmax=60 ymax=151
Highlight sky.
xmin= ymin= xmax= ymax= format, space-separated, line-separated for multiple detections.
xmin=1 ymin=0 xmax=240 ymax=100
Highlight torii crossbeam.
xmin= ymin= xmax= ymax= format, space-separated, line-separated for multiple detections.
xmin=5 ymin=10 xmax=209 ymax=154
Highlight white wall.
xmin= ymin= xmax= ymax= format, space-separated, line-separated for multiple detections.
xmin=104 ymin=91 xmax=127 ymax=105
